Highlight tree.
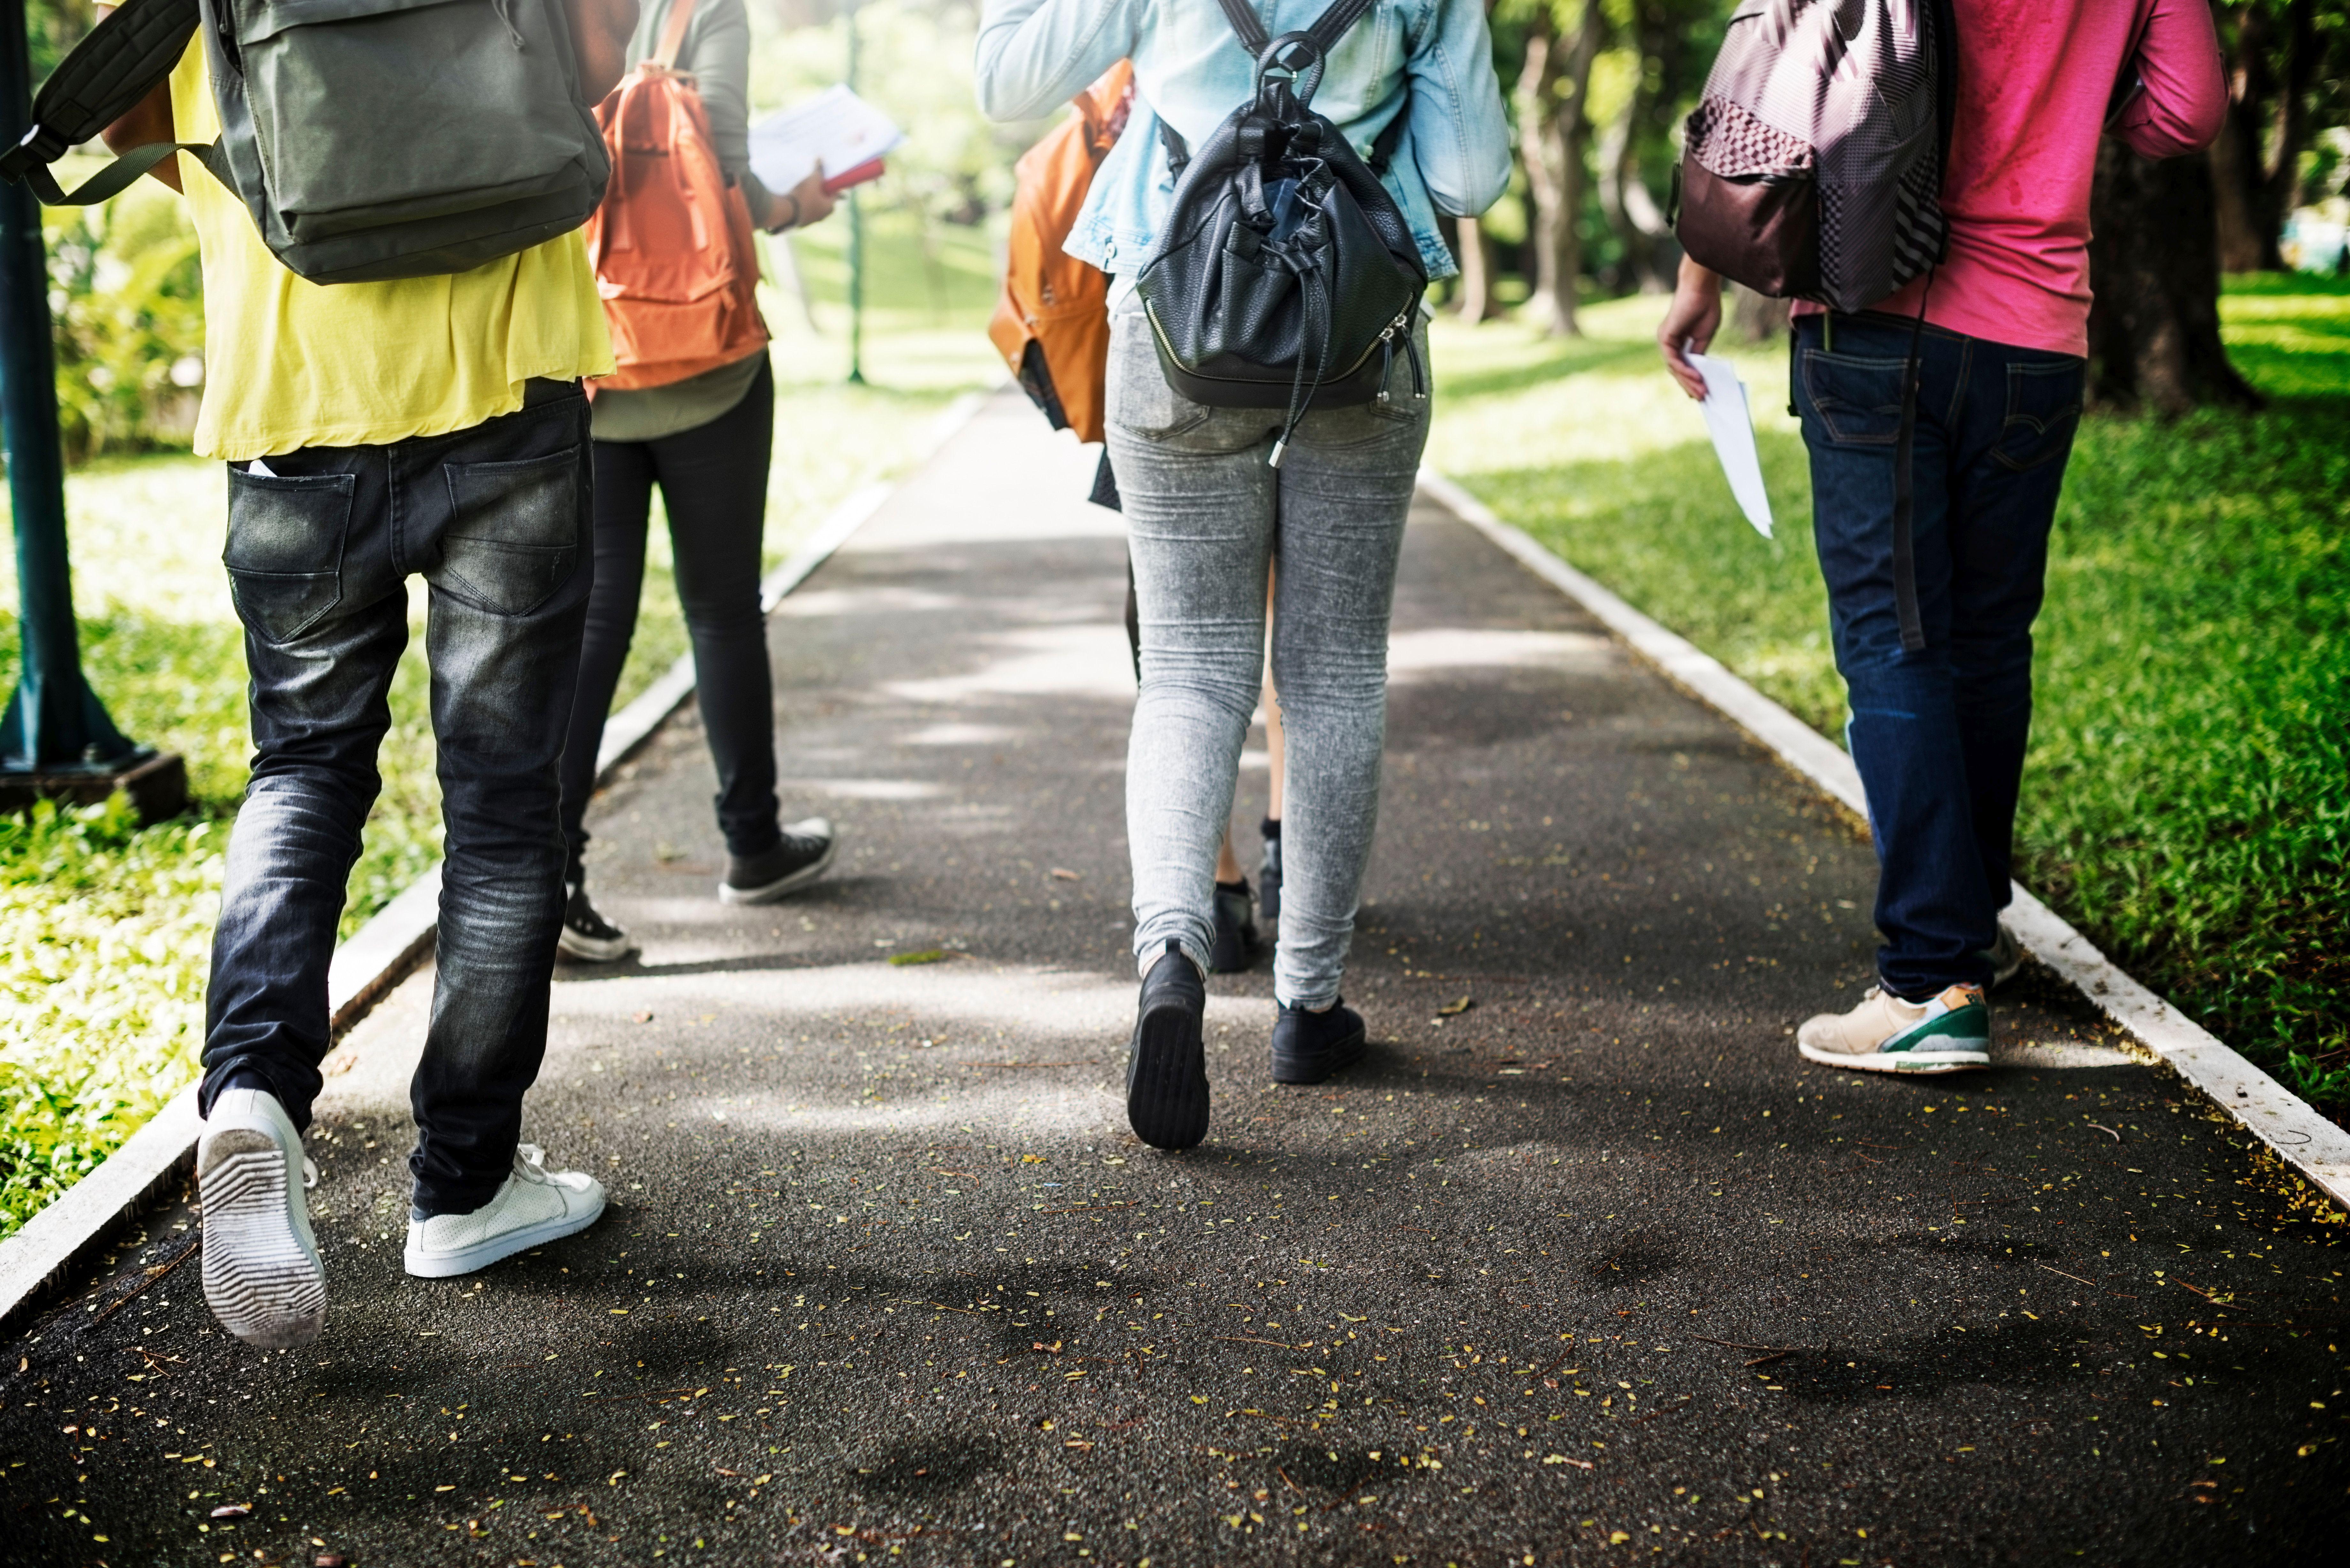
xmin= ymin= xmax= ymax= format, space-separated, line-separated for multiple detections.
xmin=1452 ymin=216 xmax=1504 ymax=322
xmin=2210 ymin=0 xmax=2327 ymax=272
xmin=1513 ymin=0 xmax=1606 ymax=335
xmin=2087 ymin=139 xmax=2261 ymax=413
xmin=1594 ymin=0 xmax=1718 ymax=296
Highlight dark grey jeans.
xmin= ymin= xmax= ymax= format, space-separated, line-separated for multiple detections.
xmin=1105 ymin=305 xmax=1430 ymax=1009
xmin=200 ymin=381 xmax=592 ymax=1218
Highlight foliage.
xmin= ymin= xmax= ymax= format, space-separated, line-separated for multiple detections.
xmin=0 ymin=797 xmax=220 ymax=1236
xmin=44 ymin=180 xmax=208 ymax=462
xmin=1432 ymin=274 xmax=2350 ymax=1118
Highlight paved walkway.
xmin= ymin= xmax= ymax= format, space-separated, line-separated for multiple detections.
xmin=9 ymin=393 xmax=2346 ymax=1565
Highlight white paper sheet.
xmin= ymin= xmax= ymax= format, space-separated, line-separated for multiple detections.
xmin=748 ymin=85 xmax=905 ymax=195
xmin=1686 ymin=348 xmax=1773 ymax=540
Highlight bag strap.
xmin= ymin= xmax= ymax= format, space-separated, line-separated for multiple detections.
xmin=654 ymin=0 xmax=701 ymax=72
xmin=1215 ymin=0 xmax=1379 ymax=61
xmin=0 ymin=0 xmax=217 ymax=204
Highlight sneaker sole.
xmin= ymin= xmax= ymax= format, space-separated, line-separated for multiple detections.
xmin=403 ymin=1190 xmax=608 ymax=1279
xmin=199 ymin=1131 xmax=325 ymax=1349
xmin=556 ymin=927 xmax=638 ymax=963
xmin=718 ymin=836 xmax=839 ymax=906
xmin=1126 ymin=999 xmax=1210 ymax=1151
xmin=1797 ymin=1040 xmax=1990 ymax=1074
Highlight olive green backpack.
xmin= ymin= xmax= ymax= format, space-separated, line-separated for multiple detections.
xmin=0 ymin=0 xmax=611 ymax=284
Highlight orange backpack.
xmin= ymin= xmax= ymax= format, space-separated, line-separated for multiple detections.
xmin=988 ymin=61 xmax=1133 ymax=446
xmin=586 ymin=0 xmax=770 ymax=392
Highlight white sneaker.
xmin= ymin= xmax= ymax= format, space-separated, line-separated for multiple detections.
xmin=404 ymin=1145 xmax=606 ymax=1278
xmin=198 ymin=1088 xmax=326 ymax=1348
xmin=1796 ymin=984 xmax=1992 ymax=1074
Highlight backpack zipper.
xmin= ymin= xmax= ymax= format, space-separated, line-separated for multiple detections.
xmin=1143 ymin=298 xmax=1417 ymax=400
xmin=1375 ymin=308 xmax=1422 ymax=404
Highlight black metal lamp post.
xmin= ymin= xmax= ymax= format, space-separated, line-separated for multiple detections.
xmin=0 ymin=0 xmax=184 ymax=821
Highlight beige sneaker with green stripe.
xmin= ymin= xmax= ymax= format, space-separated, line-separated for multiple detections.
xmin=1797 ymin=984 xmax=1990 ymax=1073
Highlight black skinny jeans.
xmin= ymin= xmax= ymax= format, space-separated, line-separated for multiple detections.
xmin=202 ymin=381 xmax=591 ymax=1217
xmin=558 ymin=357 xmax=780 ymax=880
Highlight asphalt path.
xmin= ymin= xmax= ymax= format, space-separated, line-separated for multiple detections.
xmin=6 ymin=393 xmax=2346 ymax=1567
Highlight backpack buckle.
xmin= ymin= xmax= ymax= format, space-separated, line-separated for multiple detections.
xmin=0 ymin=124 xmax=68 ymax=184
xmin=1253 ymin=31 xmax=1326 ymax=105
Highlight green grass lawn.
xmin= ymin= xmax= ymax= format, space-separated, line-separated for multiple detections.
xmin=0 ymin=212 xmax=1001 ymax=1235
xmin=1428 ymin=275 xmax=2350 ymax=1117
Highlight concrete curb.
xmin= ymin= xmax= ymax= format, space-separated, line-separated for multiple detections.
xmin=1418 ymin=465 xmax=2350 ymax=1214
xmin=0 ymin=391 xmax=989 ymax=1331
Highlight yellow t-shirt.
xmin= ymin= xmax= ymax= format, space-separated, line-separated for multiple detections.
xmin=170 ymin=43 xmax=614 ymax=461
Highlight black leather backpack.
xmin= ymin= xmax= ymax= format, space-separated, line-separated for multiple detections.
xmin=1136 ymin=0 xmax=1425 ymax=467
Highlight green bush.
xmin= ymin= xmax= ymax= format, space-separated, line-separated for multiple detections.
xmin=45 ymin=179 xmax=207 ymax=462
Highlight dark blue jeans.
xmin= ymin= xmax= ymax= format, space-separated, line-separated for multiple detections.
xmin=1792 ymin=313 xmax=2084 ymax=1000
xmin=200 ymin=381 xmax=593 ymax=1218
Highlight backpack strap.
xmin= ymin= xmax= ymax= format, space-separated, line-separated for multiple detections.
xmin=1159 ymin=118 xmax=1192 ymax=181
xmin=654 ymin=0 xmax=701 ymax=72
xmin=0 ymin=0 xmax=221 ymax=206
xmin=1214 ymin=0 xmax=1380 ymax=61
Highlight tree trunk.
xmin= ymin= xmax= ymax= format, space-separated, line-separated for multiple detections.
xmin=1453 ymin=215 xmax=1501 ymax=322
xmin=2210 ymin=0 xmax=2318 ymax=274
xmin=1517 ymin=2 xmax=1605 ymax=335
xmin=2088 ymin=139 xmax=2261 ymax=413
xmin=1727 ymin=281 xmax=1791 ymax=343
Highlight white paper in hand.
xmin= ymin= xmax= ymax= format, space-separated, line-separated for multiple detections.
xmin=1686 ymin=348 xmax=1773 ymax=540
xmin=749 ymin=85 xmax=905 ymax=196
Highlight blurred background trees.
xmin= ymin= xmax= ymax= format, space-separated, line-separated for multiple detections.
xmin=14 ymin=0 xmax=2350 ymax=445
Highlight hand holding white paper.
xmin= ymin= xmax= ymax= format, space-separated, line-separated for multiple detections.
xmin=1685 ymin=348 xmax=1774 ymax=540
xmin=749 ymin=86 xmax=906 ymax=196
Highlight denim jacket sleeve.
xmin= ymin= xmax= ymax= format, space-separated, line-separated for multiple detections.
xmin=975 ymin=0 xmax=1510 ymax=283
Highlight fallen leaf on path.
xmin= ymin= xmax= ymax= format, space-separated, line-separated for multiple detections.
xmin=1436 ymin=997 xmax=1475 ymax=1017
xmin=1050 ymin=868 xmax=1082 ymax=881
xmin=889 ymin=949 xmax=949 ymax=966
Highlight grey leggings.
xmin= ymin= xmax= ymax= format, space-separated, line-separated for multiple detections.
xmin=1104 ymin=305 xmax=1430 ymax=1009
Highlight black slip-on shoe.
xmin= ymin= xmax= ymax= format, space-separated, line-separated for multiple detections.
xmin=1126 ymin=939 xmax=1209 ymax=1150
xmin=1208 ymin=878 xmax=1260 ymax=974
xmin=720 ymin=818 xmax=838 ymax=905
xmin=1270 ymin=998 xmax=1367 ymax=1085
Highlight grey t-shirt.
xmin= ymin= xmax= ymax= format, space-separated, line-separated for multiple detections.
xmin=590 ymin=0 xmax=773 ymax=445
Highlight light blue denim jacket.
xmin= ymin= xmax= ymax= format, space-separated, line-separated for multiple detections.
xmin=975 ymin=0 xmax=1512 ymax=287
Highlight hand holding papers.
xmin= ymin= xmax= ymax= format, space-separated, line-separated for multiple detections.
xmin=749 ymin=85 xmax=905 ymax=196
xmin=1685 ymin=347 xmax=1774 ymax=540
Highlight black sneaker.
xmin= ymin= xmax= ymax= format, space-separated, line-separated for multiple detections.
xmin=719 ymin=817 xmax=839 ymax=905
xmin=557 ymin=881 xmax=637 ymax=963
xmin=1208 ymin=878 xmax=1260 ymax=973
xmin=1126 ymin=939 xmax=1209 ymax=1151
xmin=1259 ymin=825 xmax=1283 ymax=922
xmin=1270 ymin=998 xmax=1367 ymax=1085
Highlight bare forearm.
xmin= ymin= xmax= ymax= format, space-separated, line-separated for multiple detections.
xmin=567 ymin=0 xmax=640 ymax=102
xmin=93 ymin=5 xmax=180 ymax=190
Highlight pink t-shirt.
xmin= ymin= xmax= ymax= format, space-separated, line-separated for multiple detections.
xmin=1794 ymin=0 xmax=2225 ymax=357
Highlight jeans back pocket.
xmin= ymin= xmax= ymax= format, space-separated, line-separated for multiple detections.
xmin=1800 ymin=347 xmax=1910 ymax=446
xmin=1992 ymin=358 xmax=2084 ymax=472
xmin=434 ymin=447 xmax=584 ymax=617
xmin=224 ymin=465 xmax=354 ymax=644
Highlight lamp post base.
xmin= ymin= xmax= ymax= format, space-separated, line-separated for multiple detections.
xmin=0 ymin=749 xmax=188 ymax=826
